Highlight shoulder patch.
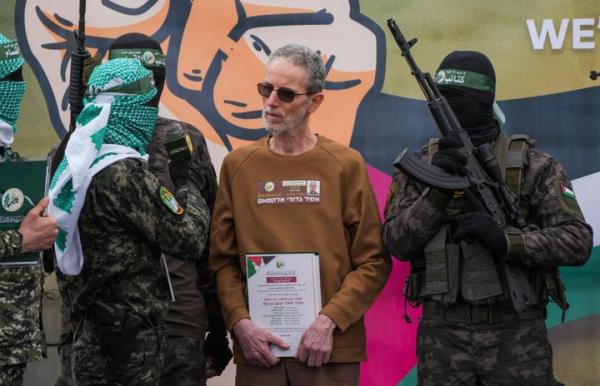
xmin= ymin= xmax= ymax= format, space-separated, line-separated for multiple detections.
xmin=160 ymin=186 xmax=184 ymax=215
xmin=555 ymin=180 xmax=582 ymax=215
xmin=453 ymin=190 xmax=465 ymax=199
xmin=559 ymin=181 xmax=576 ymax=201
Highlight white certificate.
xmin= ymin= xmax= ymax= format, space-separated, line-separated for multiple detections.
xmin=246 ymin=252 xmax=322 ymax=357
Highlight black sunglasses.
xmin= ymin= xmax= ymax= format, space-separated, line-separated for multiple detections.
xmin=256 ymin=82 xmax=313 ymax=103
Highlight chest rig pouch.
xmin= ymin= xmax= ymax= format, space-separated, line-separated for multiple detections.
xmin=419 ymin=133 xmax=532 ymax=305
xmin=423 ymin=224 xmax=459 ymax=305
xmin=423 ymin=219 xmax=504 ymax=305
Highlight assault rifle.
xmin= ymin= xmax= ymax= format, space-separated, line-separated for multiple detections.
xmin=386 ymin=18 xmax=537 ymax=313
xmin=68 ymin=0 xmax=91 ymax=130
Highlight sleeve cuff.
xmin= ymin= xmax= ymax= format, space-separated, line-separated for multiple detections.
xmin=505 ymin=231 xmax=530 ymax=265
xmin=226 ymin=308 xmax=251 ymax=332
xmin=320 ymin=302 xmax=352 ymax=332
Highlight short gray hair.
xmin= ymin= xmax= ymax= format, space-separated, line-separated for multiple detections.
xmin=268 ymin=44 xmax=325 ymax=94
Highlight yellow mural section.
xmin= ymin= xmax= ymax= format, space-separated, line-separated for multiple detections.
xmin=363 ymin=0 xmax=600 ymax=100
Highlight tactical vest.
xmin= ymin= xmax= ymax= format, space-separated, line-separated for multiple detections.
xmin=416 ymin=133 xmax=534 ymax=306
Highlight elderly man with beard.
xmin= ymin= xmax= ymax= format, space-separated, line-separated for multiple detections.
xmin=48 ymin=58 xmax=210 ymax=386
xmin=209 ymin=44 xmax=391 ymax=386
xmin=109 ymin=33 xmax=232 ymax=386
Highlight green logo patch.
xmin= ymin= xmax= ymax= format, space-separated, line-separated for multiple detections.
xmin=160 ymin=186 xmax=184 ymax=215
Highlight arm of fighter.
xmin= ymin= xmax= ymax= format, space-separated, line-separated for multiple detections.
xmin=507 ymin=156 xmax=593 ymax=267
xmin=383 ymin=167 xmax=452 ymax=260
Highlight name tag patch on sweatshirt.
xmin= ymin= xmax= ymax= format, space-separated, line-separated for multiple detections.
xmin=256 ymin=180 xmax=320 ymax=205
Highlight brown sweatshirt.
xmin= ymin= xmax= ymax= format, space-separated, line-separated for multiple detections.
xmin=209 ymin=135 xmax=391 ymax=363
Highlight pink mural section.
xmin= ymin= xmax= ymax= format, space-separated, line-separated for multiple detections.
xmin=359 ymin=166 xmax=421 ymax=386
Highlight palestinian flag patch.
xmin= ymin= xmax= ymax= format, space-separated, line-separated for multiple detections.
xmin=559 ymin=182 xmax=576 ymax=201
xmin=160 ymin=186 xmax=184 ymax=215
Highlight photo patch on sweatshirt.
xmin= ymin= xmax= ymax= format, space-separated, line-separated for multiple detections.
xmin=256 ymin=180 xmax=320 ymax=205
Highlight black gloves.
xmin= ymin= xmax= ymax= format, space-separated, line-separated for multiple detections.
xmin=165 ymin=123 xmax=207 ymax=193
xmin=454 ymin=211 xmax=508 ymax=258
xmin=194 ymin=143 xmax=217 ymax=211
xmin=200 ymin=274 xmax=233 ymax=376
xmin=204 ymin=330 xmax=233 ymax=376
xmin=431 ymin=135 xmax=467 ymax=176
xmin=169 ymin=153 xmax=207 ymax=192
xmin=454 ymin=190 xmax=508 ymax=258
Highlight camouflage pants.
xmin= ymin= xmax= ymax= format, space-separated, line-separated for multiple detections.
xmin=160 ymin=335 xmax=206 ymax=386
xmin=55 ymin=270 xmax=75 ymax=386
xmin=0 ymin=363 xmax=26 ymax=386
xmin=72 ymin=319 xmax=165 ymax=386
xmin=417 ymin=317 xmax=563 ymax=385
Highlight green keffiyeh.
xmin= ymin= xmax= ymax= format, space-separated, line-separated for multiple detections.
xmin=0 ymin=34 xmax=26 ymax=148
xmin=81 ymin=57 xmax=158 ymax=154
xmin=49 ymin=58 xmax=158 ymax=275
xmin=0 ymin=34 xmax=23 ymax=79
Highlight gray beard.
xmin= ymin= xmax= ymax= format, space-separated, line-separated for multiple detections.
xmin=263 ymin=103 xmax=309 ymax=137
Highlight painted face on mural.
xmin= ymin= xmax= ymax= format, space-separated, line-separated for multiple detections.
xmin=16 ymin=0 xmax=171 ymax=135
xmin=17 ymin=0 xmax=378 ymax=161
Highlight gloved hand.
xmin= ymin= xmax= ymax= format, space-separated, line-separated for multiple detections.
xmin=204 ymin=331 xmax=233 ymax=376
xmin=194 ymin=145 xmax=217 ymax=210
xmin=431 ymin=135 xmax=467 ymax=176
xmin=454 ymin=189 xmax=508 ymax=257
xmin=454 ymin=209 xmax=508 ymax=259
xmin=169 ymin=156 xmax=206 ymax=193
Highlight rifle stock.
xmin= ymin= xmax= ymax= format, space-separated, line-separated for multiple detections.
xmin=386 ymin=18 xmax=537 ymax=312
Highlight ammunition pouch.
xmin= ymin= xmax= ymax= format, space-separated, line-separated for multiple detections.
xmin=404 ymin=267 xmax=425 ymax=306
xmin=539 ymin=267 xmax=569 ymax=322
xmin=421 ymin=223 xmax=505 ymax=306
xmin=460 ymin=240 xmax=504 ymax=303
xmin=424 ymin=225 xmax=459 ymax=305
xmin=88 ymin=300 xmax=148 ymax=376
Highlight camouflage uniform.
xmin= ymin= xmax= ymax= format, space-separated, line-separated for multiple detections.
xmin=383 ymin=136 xmax=593 ymax=385
xmin=148 ymin=117 xmax=217 ymax=386
xmin=65 ymin=157 xmax=210 ymax=386
xmin=54 ymin=117 xmax=224 ymax=386
xmin=55 ymin=267 xmax=74 ymax=386
xmin=160 ymin=336 xmax=206 ymax=386
xmin=0 ymin=230 xmax=22 ymax=257
xmin=1 ymin=233 xmax=44 ymax=386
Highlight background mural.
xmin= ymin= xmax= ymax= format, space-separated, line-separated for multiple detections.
xmin=2 ymin=1 xmax=599 ymax=385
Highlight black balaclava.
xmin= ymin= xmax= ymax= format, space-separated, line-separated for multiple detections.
xmin=435 ymin=50 xmax=499 ymax=146
xmin=109 ymin=33 xmax=165 ymax=108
